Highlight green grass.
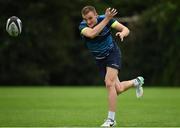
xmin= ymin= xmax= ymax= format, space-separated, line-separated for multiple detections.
xmin=0 ymin=86 xmax=180 ymax=127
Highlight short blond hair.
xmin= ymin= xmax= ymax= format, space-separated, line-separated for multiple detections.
xmin=81 ymin=5 xmax=97 ymax=16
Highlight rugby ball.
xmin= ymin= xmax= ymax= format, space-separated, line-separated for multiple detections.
xmin=6 ymin=16 xmax=22 ymax=37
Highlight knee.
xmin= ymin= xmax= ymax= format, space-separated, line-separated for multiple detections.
xmin=105 ymin=78 xmax=115 ymax=89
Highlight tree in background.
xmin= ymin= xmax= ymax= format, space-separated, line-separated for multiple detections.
xmin=0 ymin=0 xmax=179 ymax=86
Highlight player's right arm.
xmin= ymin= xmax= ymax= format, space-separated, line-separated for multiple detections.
xmin=81 ymin=8 xmax=117 ymax=39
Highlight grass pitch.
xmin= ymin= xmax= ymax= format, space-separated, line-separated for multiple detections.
xmin=0 ymin=86 xmax=180 ymax=127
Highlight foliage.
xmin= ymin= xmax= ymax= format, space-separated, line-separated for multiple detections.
xmin=126 ymin=1 xmax=180 ymax=85
xmin=0 ymin=0 xmax=179 ymax=85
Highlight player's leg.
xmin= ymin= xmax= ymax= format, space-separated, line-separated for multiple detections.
xmin=101 ymin=67 xmax=117 ymax=127
xmin=115 ymin=76 xmax=144 ymax=98
xmin=115 ymin=76 xmax=134 ymax=94
xmin=105 ymin=67 xmax=118 ymax=112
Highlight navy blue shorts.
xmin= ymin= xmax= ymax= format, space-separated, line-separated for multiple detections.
xmin=95 ymin=43 xmax=122 ymax=78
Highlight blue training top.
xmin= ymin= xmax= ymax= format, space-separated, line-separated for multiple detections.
xmin=79 ymin=15 xmax=118 ymax=59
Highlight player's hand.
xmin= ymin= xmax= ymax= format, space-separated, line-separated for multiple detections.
xmin=116 ymin=32 xmax=124 ymax=42
xmin=105 ymin=8 xmax=118 ymax=20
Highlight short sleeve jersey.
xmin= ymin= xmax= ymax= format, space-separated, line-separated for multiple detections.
xmin=79 ymin=15 xmax=117 ymax=59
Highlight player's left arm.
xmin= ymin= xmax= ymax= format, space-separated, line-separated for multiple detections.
xmin=111 ymin=21 xmax=130 ymax=42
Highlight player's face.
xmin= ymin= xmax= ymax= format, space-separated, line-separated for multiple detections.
xmin=83 ymin=11 xmax=98 ymax=28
